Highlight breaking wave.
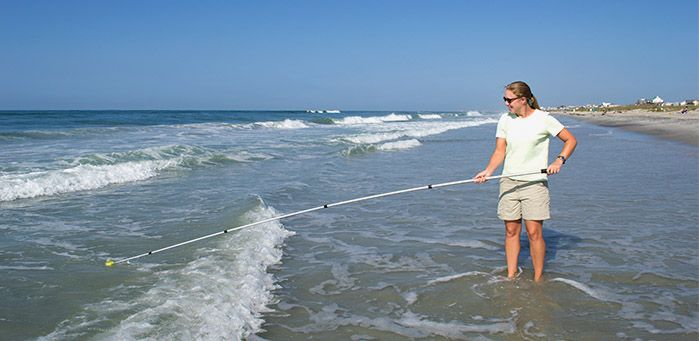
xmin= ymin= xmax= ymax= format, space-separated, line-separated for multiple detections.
xmin=0 ymin=145 xmax=271 ymax=201
xmin=42 ymin=200 xmax=294 ymax=341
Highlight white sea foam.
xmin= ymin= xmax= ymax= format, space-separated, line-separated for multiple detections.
xmin=427 ymin=271 xmax=490 ymax=285
xmin=551 ymin=278 xmax=616 ymax=302
xmin=466 ymin=111 xmax=482 ymax=116
xmin=402 ymin=291 xmax=418 ymax=305
xmin=44 ymin=202 xmax=294 ymax=341
xmin=438 ymin=239 xmax=499 ymax=250
xmin=397 ymin=310 xmax=517 ymax=337
xmin=343 ymin=119 xmax=497 ymax=145
xmin=0 ymin=160 xmax=173 ymax=201
xmin=332 ymin=113 xmax=412 ymax=125
xmin=344 ymin=131 xmax=406 ymax=144
xmin=286 ymin=304 xmax=517 ymax=338
xmin=418 ymin=114 xmax=442 ymax=120
xmin=254 ymin=119 xmax=309 ymax=129
xmin=175 ymin=119 xmax=309 ymax=131
xmin=377 ymin=139 xmax=422 ymax=151
xmin=0 ymin=265 xmax=54 ymax=271
xmin=309 ymin=263 xmax=357 ymax=295
xmin=1 ymin=145 xmax=271 ymax=201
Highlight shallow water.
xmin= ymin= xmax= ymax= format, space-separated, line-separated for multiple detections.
xmin=1 ymin=110 xmax=697 ymax=340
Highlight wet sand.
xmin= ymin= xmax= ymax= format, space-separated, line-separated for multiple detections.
xmin=552 ymin=109 xmax=699 ymax=146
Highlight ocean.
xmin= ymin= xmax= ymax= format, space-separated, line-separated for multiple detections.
xmin=1 ymin=110 xmax=697 ymax=340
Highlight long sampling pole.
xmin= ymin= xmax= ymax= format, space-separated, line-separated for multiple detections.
xmin=105 ymin=169 xmax=547 ymax=267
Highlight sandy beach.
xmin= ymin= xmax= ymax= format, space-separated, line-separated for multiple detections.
xmin=551 ymin=108 xmax=699 ymax=146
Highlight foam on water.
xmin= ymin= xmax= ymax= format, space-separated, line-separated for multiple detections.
xmin=280 ymin=304 xmax=517 ymax=339
xmin=427 ymin=271 xmax=491 ymax=285
xmin=332 ymin=113 xmax=412 ymax=125
xmin=43 ymin=201 xmax=294 ymax=340
xmin=417 ymin=114 xmax=442 ymax=120
xmin=254 ymin=119 xmax=309 ymax=129
xmin=377 ymin=139 xmax=422 ymax=151
xmin=0 ymin=264 xmax=54 ymax=271
xmin=550 ymin=277 xmax=617 ymax=302
xmin=0 ymin=160 xmax=173 ymax=201
xmin=1 ymin=145 xmax=271 ymax=201
xmin=341 ymin=139 xmax=422 ymax=156
xmin=396 ymin=310 xmax=517 ymax=337
xmin=171 ymin=119 xmax=310 ymax=132
xmin=341 ymin=118 xmax=497 ymax=145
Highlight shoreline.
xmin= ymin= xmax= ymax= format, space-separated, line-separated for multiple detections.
xmin=551 ymin=109 xmax=699 ymax=147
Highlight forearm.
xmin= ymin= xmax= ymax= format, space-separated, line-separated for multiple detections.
xmin=558 ymin=138 xmax=577 ymax=160
xmin=475 ymin=138 xmax=507 ymax=182
xmin=548 ymin=136 xmax=577 ymax=174
xmin=485 ymin=150 xmax=505 ymax=173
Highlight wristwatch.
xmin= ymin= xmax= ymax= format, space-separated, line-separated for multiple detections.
xmin=556 ymin=155 xmax=566 ymax=164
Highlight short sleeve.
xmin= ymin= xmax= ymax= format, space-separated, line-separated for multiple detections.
xmin=544 ymin=114 xmax=565 ymax=137
xmin=495 ymin=113 xmax=508 ymax=138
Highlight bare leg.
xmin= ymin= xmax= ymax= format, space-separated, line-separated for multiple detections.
xmin=504 ymin=220 xmax=522 ymax=278
xmin=524 ymin=219 xmax=546 ymax=282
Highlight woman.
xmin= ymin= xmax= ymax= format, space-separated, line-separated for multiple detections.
xmin=474 ymin=81 xmax=577 ymax=282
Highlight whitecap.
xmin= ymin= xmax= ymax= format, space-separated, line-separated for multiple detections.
xmin=332 ymin=113 xmax=412 ymax=125
xmin=1 ymin=145 xmax=271 ymax=201
xmin=418 ymin=114 xmax=442 ymax=120
xmin=341 ymin=118 xmax=497 ymax=145
xmin=254 ymin=119 xmax=309 ymax=129
xmin=0 ymin=160 xmax=174 ymax=201
xmin=377 ymin=139 xmax=422 ymax=151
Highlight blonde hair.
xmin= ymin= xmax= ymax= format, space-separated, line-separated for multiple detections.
xmin=505 ymin=81 xmax=540 ymax=109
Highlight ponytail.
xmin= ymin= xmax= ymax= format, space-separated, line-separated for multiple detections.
xmin=506 ymin=81 xmax=541 ymax=109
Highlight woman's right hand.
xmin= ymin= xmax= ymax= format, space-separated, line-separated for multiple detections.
xmin=473 ymin=170 xmax=491 ymax=184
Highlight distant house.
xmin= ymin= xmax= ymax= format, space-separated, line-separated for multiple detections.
xmin=651 ymin=96 xmax=664 ymax=104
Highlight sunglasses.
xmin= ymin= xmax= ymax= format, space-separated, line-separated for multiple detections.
xmin=503 ymin=96 xmax=521 ymax=104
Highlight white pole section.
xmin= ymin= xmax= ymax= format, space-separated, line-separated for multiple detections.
xmin=105 ymin=169 xmax=547 ymax=267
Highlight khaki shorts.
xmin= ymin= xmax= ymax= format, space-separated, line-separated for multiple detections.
xmin=498 ymin=178 xmax=550 ymax=221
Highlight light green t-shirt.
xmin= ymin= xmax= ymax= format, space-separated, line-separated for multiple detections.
xmin=496 ymin=109 xmax=564 ymax=181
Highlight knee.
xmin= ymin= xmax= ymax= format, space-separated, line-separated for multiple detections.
xmin=527 ymin=230 xmax=543 ymax=241
xmin=504 ymin=223 xmax=521 ymax=238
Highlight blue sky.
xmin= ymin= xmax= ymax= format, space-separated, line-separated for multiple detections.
xmin=1 ymin=0 xmax=697 ymax=111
